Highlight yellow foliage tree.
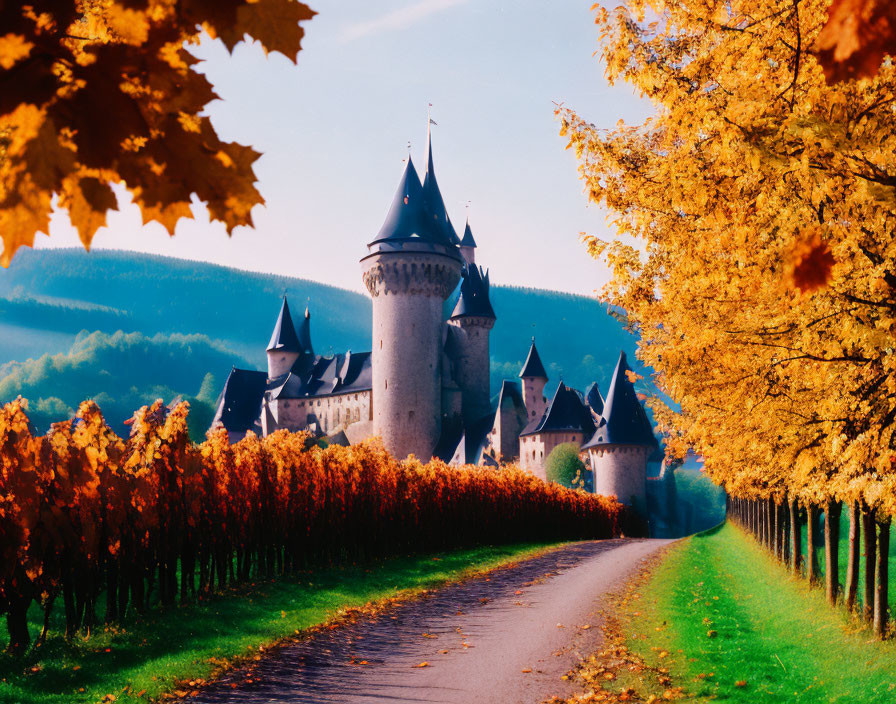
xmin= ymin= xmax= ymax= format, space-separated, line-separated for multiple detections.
xmin=560 ymin=0 xmax=896 ymax=631
xmin=0 ymin=0 xmax=316 ymax=266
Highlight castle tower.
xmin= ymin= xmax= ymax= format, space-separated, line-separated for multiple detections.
xmin=583 ymin=351 xmax=657 ymax=512
xmin=448 ymin=257 xmax=496 ymax=423
xmin=361 ymin=148 xmax=462 ymax=460
xmin=267 ymin=297 xmax=305 ymax=378
xmin=459 ymin=217 xmax=477 ymax=266
xmin=519 ymin=339 xmax=548 ymax=424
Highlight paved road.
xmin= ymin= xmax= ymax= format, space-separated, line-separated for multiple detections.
xmin=192 ymin=539 xmax=671 ymax=704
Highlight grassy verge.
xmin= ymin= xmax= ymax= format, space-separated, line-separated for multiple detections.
xmin=587 ymin=523 xmax=896 ymax=703
xmin=0 ymin=542 xmax=561 ymax=704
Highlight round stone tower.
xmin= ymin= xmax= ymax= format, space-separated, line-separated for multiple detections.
xmin=519 ymin=339 xmax=549 ymax=424
xmin=266 ymin=297 xmax=309 ymax=379
xmin=584 ymin=351 xmax=656 ymax=512
xmin=361 ymin=152 xmax=462 ymax=460
xmin=448 ymin=221 xmax=496 ymax=423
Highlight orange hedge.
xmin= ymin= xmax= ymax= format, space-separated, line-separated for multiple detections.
xmin=0 ymin=398 xmax=624 ymax=653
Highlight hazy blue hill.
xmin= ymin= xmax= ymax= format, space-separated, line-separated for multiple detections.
xmin=0 ymin=249 xmax=644 ymax=434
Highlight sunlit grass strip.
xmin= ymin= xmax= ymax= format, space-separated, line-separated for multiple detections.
xmin=0 ymin=542 xmax=563 ymax=704
xmin=626 ymin=523 xmax=896 ymax=703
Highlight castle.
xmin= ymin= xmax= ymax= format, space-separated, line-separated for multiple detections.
xmin=211 ymin=131 xmax=657 ymax=509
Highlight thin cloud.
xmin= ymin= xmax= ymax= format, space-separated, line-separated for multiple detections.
xmin=340 ymin=0 xmax=471 ymax=43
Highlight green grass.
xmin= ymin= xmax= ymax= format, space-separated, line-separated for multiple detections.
xmin=0 ymin=543 xmax=559 ymax=704
xmin=626 ymin=523 xmax=896 ymax=703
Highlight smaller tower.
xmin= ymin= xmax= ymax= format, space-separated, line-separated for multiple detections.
xmin=583 ymin=351 xmax=656 ymax=513
xmin=459 ymin=217 xmax=477 ymax=266
xmin=448 ymin=263 xmax=496 ymax=422
xmin=266 ymin=297 xmax=301 ymax=378
xmin=519 ymin=339 xmax=548 ymax=423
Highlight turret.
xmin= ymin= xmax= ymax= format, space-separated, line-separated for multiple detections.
xmin=448 ymin=263 xmax=496 ymax=422
xmin=459 ymin=217 xmax=477 ymax=266
xmin=361 ymin=146 xmax=462 ymax=460
xmin=583 ymin=351 xmax=657 ymax=513
xmin=266 ymin=297 xmax=301 ymax=378
xmin=519 ymin=339 xmax=548 ymax=423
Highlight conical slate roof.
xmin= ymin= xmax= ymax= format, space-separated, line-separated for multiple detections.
xmin=583 ymin=351 xmax=656 ymax=449
xmin=422 ymin=131 xmax=461 ymax=246
xmin=519 ymin=339 xmax=548 ymax=379
xmin=450 ymin=265 xmax=496 ymax=320
xmin=460 ymin=218 xmax=477 ymax=248
xmin=370 ymin=156 xmax=449 ymax=246
xmin=267 ymin=297 xmax=301 ymax=353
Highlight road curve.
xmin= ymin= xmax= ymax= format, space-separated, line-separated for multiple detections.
xmin=192 ymin=539 xmax=672 ymax=704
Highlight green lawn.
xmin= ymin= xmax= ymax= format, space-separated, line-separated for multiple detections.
xmin=0 ymin=543 xmax=559 ymax=704
xmin=625 ymin=523 xmax=896 ymax=703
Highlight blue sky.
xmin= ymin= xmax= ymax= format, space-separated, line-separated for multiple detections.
xmin=35 ymin=0 xmax=652 ymax=296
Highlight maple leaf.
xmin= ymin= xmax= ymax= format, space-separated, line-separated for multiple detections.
xmin=0 ymin=0 xmax=316 ymax=265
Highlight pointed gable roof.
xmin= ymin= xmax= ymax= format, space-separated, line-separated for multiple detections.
xmin=460 ymin=217 xmax=477 ymax=248
xmin=267 ymin=297 xmax=301 ymax=353
xmin=422 ymin=130 xmax=461 ymax=246
xmin=586 ymin=382 xmax=605 ymax=416
xmin=520 ymin=382 xmax=596 ymax=437
xmin=297 ymin=304 xmax=313 ymax=356
xmin=519 ymin=339 xmax=548 ymax=379
xmin=370 ymin=155 xmax=446 ymax=246
xmin=583 ymin=351 xmax=657 ymax=449
xmin=450 ymin=264 xmax=496 ymax=320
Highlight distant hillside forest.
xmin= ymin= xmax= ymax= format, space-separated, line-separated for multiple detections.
xmin=0 ymin=249 xmax=646 ymax=437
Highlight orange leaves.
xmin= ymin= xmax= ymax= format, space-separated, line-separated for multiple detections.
xmin=813 ymin=0 xmax=896 ymax=83
xmin=0 ymin=0 xmax=315 ymax=265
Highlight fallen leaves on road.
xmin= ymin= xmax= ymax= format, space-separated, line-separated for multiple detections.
xmin=413 ymin=662 xmax=429 ymax=668
xmin=521 ymin=668 xmax=532 ymax=673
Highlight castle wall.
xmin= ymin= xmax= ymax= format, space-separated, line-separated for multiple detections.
xmin=448 ymin=316 xmax=494 ymax=423
xmin=270 ymin=390 xmax=372 ymax=435
xmin=589 ymin=444 xmax=649 ymax=508
xmin=492 ymin=404 xmax=524 ymax=463
xmin=519 ymin=431 xmax=585 ymax=482
xmin=362 ymin=251 xmax=462 ymax=460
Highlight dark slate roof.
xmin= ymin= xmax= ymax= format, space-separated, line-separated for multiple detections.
xmin=433 ymin=412 xmax=496 ymax=465
xmin=586 ymin=382 xmax=605 ymax=416
xmin=213 ymin=367 xmax=268 ymax=434
xmin=422 ymin=134 xmax=461 ymax=246
xmin=267 ymin=297 xmax=301 ymax=353
xmin=370 ymin=155 xmax=455 ymax=247
xmin=496 ymin=380 xmax=526 ymax=414
xmin=450 ymin=264 xmax=496 ymax=320
xmin=433 ymin=417 xmax=465 ymax=462
xmin=520 ymin=382 xmax=596 ymax=437
xmin=460 ymin=218 xmax=477 ymax=248
xmin=269 ymin=349 xmax=372 ymax=400
xmin=519 ymin=339 xmax=548 ymax=379
xmin=583 ymin=351 xmax=657 ymax=449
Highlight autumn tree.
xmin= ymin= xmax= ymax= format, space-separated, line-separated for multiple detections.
xmin=0 ymin=0 xmax=316 ymax=266
xmin=560 ymin=0 xmax=895 ymax=632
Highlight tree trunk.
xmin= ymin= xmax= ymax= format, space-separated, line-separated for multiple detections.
xmin=790 ymin=497 xmax=802 ymax=576
xmin=5 ymin=589 xmax=31 ymax=655
xmin=825 ymin=500 xmax=841 ymax=606
xmin=845 ymin=501 xmax=860 ymax=612
xmin=772 ymin=498 xmax=780 ymax=557
xmin=874 ymin=518 xmax=890 ymax=638
xmin=807 ymin=503 xmax=820 ymax=585
xmin=863 ymin=504 xmax=877 ymax=622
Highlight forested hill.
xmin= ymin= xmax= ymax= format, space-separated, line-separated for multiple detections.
xmin=0 ymin=249 xmax=643 ymax=435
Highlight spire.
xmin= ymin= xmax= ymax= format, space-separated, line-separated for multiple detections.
xmin=421 ymin=123 xmax=461 ymax=246
xmin=297 ymin=301 xmax=313 ymax=356
xmin=460 ymin=217 xmax=477 ymax=248
xmin=370 ymin=155 xmax=440 ymax=245
xmin=519 ymin=338 xmax=548 ymax=379
xmin=450 ymin=264 xmax=496 ymax=320
xmin=583 ymin=351 xmax=656 ymax=448
xmin=267 ymin=297 xmax=301 ymax=353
